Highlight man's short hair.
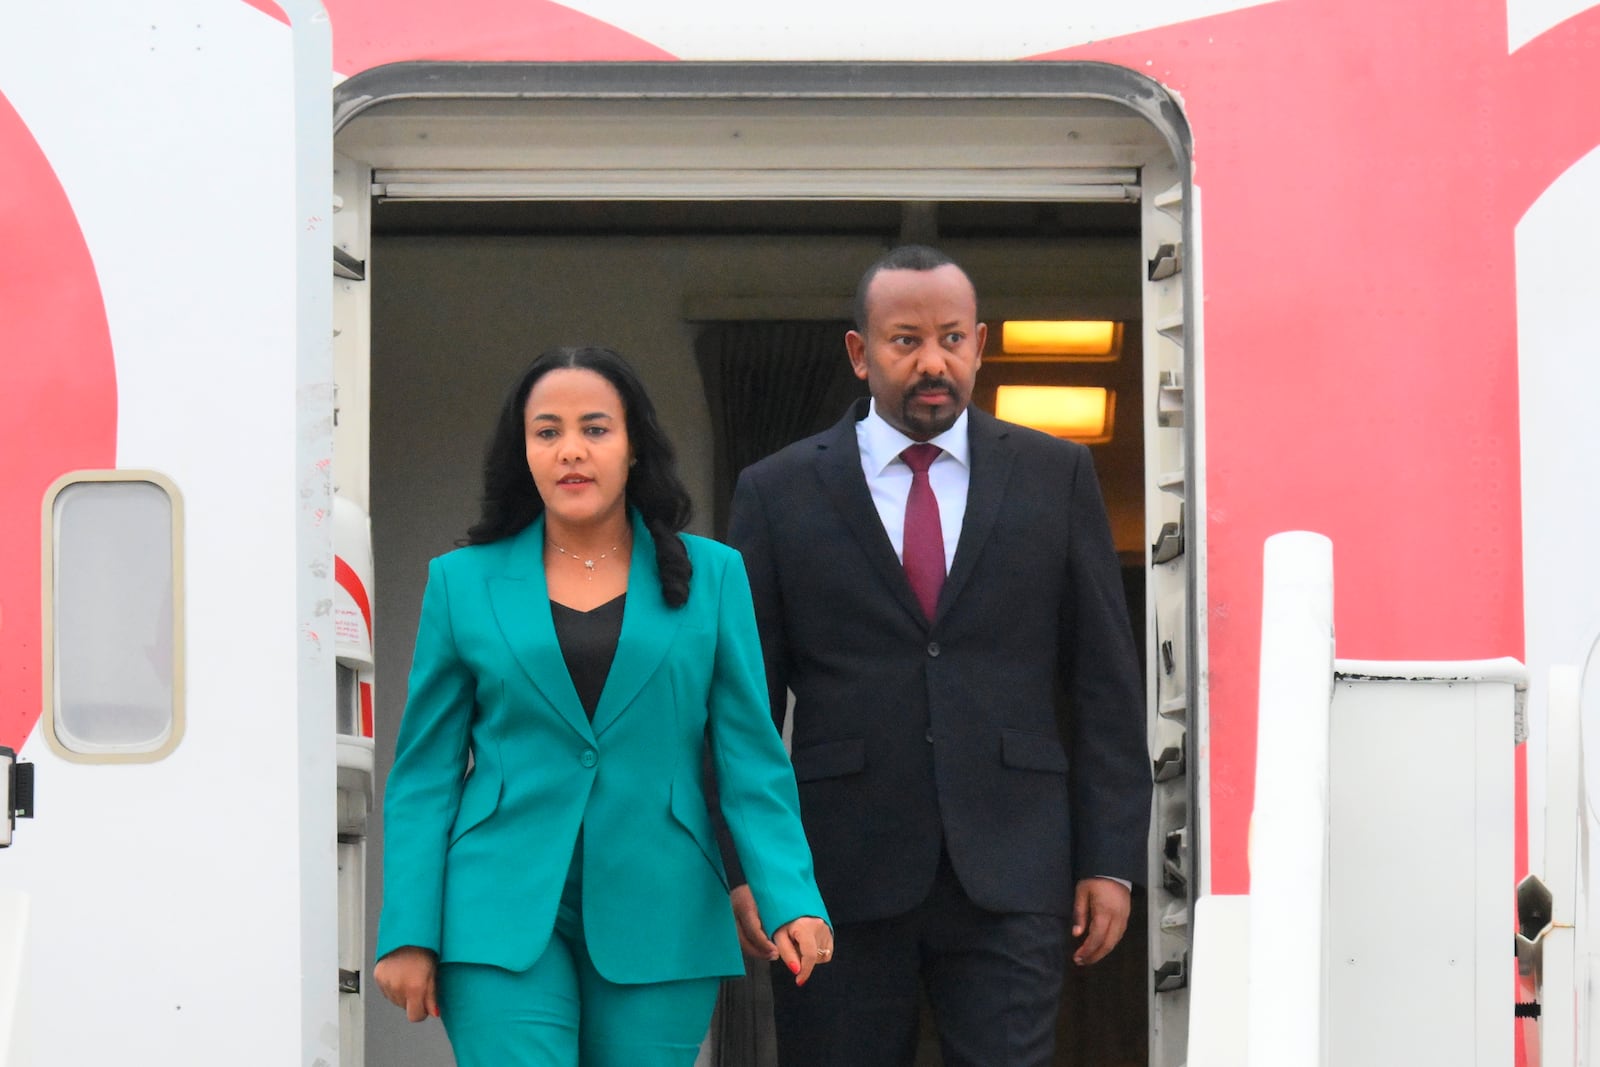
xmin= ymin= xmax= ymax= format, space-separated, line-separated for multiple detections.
xmin=852 ymin=244 xmax=964 ymax=331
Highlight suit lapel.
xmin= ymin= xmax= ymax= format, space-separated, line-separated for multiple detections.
xmin=487 ymin=517 xmax=595 ymax=742
xmin=814 ymin=400 xmax=929 ymax=627
xmin=590 ymin=509 xmax=681 ymax=738
xmin=936 ymin=408 xmax=1014 ymax=622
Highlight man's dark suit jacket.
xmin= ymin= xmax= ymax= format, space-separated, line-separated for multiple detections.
xmin=727 ymin=399 xmax=1150 ymax=926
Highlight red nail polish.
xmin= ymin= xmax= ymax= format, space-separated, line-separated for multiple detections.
xmin=787 ymin=959 xmax=800 ymax=975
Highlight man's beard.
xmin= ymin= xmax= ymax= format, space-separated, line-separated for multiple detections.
xmin=898 ymin=378 xmax=963 ymax=437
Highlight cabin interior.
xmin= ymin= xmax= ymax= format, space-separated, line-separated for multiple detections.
xmin=363 ymin=196 xmax=1150 ymax=1066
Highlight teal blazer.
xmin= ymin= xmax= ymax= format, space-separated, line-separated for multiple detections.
xmin=376 ymin=510 xmax=827 ymax=983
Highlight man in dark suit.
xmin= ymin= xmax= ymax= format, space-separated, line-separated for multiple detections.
xmin=724 ymin=245 xmax=1150 ymax=1067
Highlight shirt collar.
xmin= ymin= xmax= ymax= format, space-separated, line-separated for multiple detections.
xmin=859 ymin=399 xmax=971 ymax=477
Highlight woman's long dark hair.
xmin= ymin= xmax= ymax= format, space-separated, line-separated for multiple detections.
xmin=464 ymin=346 xmax=694 ymax=607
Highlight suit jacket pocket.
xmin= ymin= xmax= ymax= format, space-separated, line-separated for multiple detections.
xmin=448 ymin=754 xmax=504 ymax=845
xmin=791 ymin=737 xmax=866 ymax=782
xmin=669 ymin=774 xmax=729 ymax=889
xmin=1000 ymin=729 xmax=1069 ymax=775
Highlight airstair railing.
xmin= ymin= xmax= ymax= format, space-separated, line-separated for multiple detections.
xmin=1247 ymin=531 xmax=1335 ymax=1067
xmin=1527 ymin=628 xmax=1600 ymax=1066
xmin=1521 ymin=663 xmax=1580 ymax=1064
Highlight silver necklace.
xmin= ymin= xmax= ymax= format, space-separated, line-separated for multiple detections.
xmin=548 ymin=539 xmax=621 ymax=580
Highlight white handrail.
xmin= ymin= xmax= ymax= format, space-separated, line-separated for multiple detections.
xmin=1578 ymin=630 xmax=1600 ymax=1067
xmin=1247 ymin=531 xmax=1335 ymax=1067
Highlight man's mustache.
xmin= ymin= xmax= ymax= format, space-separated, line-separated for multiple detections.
xmin=906 ymin=378 xmax=956 ymax=399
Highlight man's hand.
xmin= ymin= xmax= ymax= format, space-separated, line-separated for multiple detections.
xmin=373 ymin=945 xmax=439 ymax=1022
xmin=1071 ymin=877 xmax=1131 ymax=966
xmin=730 ymin=884 xmax=777 ymax=960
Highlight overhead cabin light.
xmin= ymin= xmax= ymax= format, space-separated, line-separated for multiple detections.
xmin=995 ymin=386 xmax=1114 ymax=444
xmin=997 ymin=320 xmax=1121 ymax=361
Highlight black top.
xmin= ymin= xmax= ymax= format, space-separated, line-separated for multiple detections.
xmin=550 ymin=594 xmax=625 ymax=720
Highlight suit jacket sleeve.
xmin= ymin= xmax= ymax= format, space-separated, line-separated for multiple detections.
xmin=706 ymin=468 xmax=791 ymax=889
xmin=727 ymin=468 xmax=790 ymax=731
xmin=706 ymin=548 xmax=829 ymax=933
xmin=375 ymin=557 xmax=476 ymax=959
xmin=1061 ymin=450 xmax=1152 ymax=885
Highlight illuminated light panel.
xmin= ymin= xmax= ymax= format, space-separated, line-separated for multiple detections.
xmin=994 ymin=386 xmax=1114 ymax=444
xmin=1000 ymin=320 xmax=1119 ymax=358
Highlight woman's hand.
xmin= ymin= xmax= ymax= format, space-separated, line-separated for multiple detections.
xmin=730 ymin=885 xmax=778 ymax=960
xmin=771 ymin=916 xmax=834 ymax=986
xmin=373 ymin=945 xmax=440 ymax=1022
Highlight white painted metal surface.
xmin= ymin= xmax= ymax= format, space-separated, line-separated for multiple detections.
xmin=557 ymin=0 xmax=1283 ymax=60
xmin=1507 ymin=0 xmax=1598 ymax=50
xmin=340 ymin=100 xmax=1169 ymax=199
xmin=1326 ymin=661 xmax=1521 ymax=1066
xmin=1142 ymin=152 xmax=1193 ymax=1067
xmin=1242 ymin=534 xmax=1526 ymax=1065
xmin=333 ymin=153 xmax=374 ymax=513
xmin=334 ymin=496 xmax=375 ymax=1067
xmin=285 ymin=7 xmax=339 ymax=1065
xmin=1185 ymin=183 xmax=1212 ymax=903
xmin=1580 ymin=633 xmax=1600 ymax=1067
xmin=0 ymin=891 xmax=27 ymax=1067
xmin=0 ymin=3 xmax=338 ymax=1063
xmin=1247 ymin=531 xmax=1334 ymax=1067
xmin=1186 ymin=894 xmax=1250 ymax=1067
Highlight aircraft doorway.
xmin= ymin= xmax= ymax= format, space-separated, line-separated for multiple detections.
xmin=337 ymin=63 xmax=1196 ymax=1067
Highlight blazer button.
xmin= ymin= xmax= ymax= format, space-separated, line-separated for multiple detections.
xmin=580 ymin=749 xmax=597 ymax=768
xmin=924 ymin=729 xmax=935 ymax=743
xmin=927 ymin=641 xmax=941 ymax=657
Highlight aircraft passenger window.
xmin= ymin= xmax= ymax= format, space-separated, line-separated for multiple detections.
xmin=44 ymin=474 xmax=184 ymax=762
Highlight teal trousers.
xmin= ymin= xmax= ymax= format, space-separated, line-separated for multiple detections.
xmin=438 ymin=836 xmax=721 ymax=1067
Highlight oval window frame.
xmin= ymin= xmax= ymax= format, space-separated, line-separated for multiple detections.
xmin=41 ymin=469 xmax=186 ymax=764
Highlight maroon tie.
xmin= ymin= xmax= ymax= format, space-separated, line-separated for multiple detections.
xmin=900 ymin=443 xmax=945 ymax=621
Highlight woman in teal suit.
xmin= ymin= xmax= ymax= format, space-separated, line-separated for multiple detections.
xmin=374 ymin=346 xmax=832 ymax=1066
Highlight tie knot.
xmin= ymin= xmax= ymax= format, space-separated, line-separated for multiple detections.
xmin=901 ymin=443 xmax=941 ymax=475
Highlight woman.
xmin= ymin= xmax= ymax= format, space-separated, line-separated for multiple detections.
xmin=374 ymin=346 xmax=832 ymax=1066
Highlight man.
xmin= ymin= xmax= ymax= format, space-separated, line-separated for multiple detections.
xmin=725 ymin=245 xmax=1150 ymax=1067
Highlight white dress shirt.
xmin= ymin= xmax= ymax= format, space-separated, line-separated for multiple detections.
xmin=854 ymin=399 xmax=1133 ymax=895
xmin=856 ymin=401 xmax=970 ymax=570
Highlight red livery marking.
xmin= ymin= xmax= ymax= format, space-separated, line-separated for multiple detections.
xmin=1038 ymin=0 xmax=1600 ymax=903
xmin=334 ymin=556 xmax=372 ymax=639
xmin=238 ymin=0 xmax=288 ymax=21
xmin=0 ymin=92 xmax=118 ymax=755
